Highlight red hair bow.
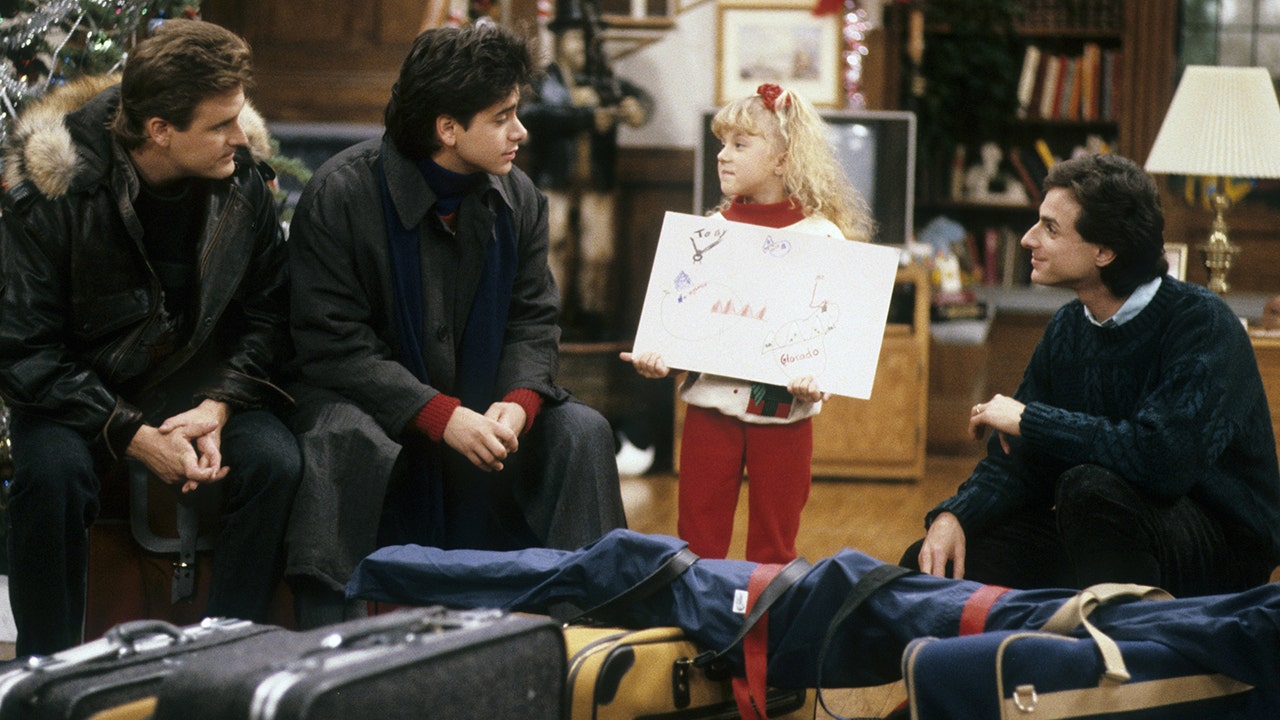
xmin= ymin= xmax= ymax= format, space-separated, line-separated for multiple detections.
xmin=756 ymin=83 xmax=790 ymax=111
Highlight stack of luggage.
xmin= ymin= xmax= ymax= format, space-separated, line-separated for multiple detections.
xmin=0 ymin=609 xmax=564 ymax=720
xmin=13 ymin=528 xmax=1278 ymax=719
xmin=350 ymin=529 xmax=1280 ymax=719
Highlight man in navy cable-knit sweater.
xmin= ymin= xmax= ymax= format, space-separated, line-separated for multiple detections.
xmin=901 ymin=154 xmax=1280 ymax=596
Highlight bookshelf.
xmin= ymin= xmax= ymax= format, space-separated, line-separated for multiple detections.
xmin=879 ymin=1 xmax=1184 ymax=451
xmin=883 ymin=0 xmax=1178 ymax=288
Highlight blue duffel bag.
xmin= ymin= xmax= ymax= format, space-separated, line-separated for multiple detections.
xmin=347 ymin=528 xmax=1280 ymax=700
xmin=903 ymin=584 xmax=1277 ymax=719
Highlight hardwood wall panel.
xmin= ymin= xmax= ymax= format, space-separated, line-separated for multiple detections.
xmin=1118 ymin=0 xmax=1178 ymax=163
xmin=613 ymin=148 xmax=696 ymax=336
xmin=203 ymin=0 xmax=540 ymax=122
xmin=204 ymin=0 xmax=420 ymax=122
xmin=252 ymin=3 xmax=359 ymax=44
xmin=377 ymin=0 xmax=437 ymax=43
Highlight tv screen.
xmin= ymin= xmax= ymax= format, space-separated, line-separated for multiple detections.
xmin=693 ymin=109 xmax=916 ymax=245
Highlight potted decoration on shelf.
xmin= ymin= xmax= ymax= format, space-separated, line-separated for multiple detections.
xmin=903 ymin=0 xmax=1022 ymax=202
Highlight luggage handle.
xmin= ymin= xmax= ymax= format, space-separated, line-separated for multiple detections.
xmin=105 ymin=619 xmax=189 ymax=654
xmin=1041 ymin=582 xmax=1173 ymax=634
xmin=562 ymin=546 xmax=700 ymax=626
xmin=127 ymin=460 xmax=218 ymax=604
xmin=1040 ymin=583 xmax=1174 ymax=684
xmin=309 ymin=607 xmax=502 ymax=653
xmin=815 ymin=564 xmax=913 ymax=720
xmin=1040 ymin=583 xmax=1173 ymax=684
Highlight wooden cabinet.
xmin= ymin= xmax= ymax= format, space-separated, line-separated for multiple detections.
xmin=674 ymin=263 xmax=930 ymax=481
xmin=1253 ymin=335 xmax=1280 ymax=460
xmin=810 ymin=323 xmax=928 ymax=479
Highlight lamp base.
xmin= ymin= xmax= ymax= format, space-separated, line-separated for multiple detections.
xmin=1198 ymin=239 xmax=1240 ymax=294
xmin=1199 ymin=191 xmax=1239 ymax=295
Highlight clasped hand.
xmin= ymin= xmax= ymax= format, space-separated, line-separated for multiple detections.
xmin=442 ymin=401 xmax=526 ymax=472
xmin=128 ymin=399 xmax=231 ymax=494
xmin=593 ymin=97 xmax=646 ymax=134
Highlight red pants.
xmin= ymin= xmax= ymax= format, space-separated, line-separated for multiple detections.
xmin=677 ymin=405 xmax=813 ymax=563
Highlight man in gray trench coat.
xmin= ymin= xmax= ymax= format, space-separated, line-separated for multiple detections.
xmin=285 ymin=22 xmax=627 ymax=627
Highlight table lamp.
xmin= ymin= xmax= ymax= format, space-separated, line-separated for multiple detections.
xmin=1144 ymin=65 xmax=1280 ymax=294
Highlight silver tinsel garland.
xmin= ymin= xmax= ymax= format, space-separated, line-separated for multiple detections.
xmin=0 ymin=0 xmax=176 ymax=152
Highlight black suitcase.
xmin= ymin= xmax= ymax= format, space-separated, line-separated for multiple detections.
xmin=0 ymin=617 xmax=285 ymax=720
xmin=149 ymin=606 xmax=565 ymax=720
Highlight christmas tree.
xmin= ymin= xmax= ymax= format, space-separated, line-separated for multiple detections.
xmin=0 ymin=0 xmax=201 ymax=155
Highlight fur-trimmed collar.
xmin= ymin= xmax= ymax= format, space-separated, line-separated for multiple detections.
xmin=3 ymin=74 xmax=272 ymax=199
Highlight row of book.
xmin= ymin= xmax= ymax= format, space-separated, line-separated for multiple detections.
xmin=931 ymin=225 xmax=1032 ymax=321
xmin=970 ymin=226 xmax=1031 ymax=289
xmin=1016 ymin=43 xmax=1121 ymax=122
xmin=944 ymin=135 xmax=1114 ymax=206
xmin=1014 ymin=134 xmax=1113 ymax=203
xmin=1017 ymin=0 xmax=1122 ymax=34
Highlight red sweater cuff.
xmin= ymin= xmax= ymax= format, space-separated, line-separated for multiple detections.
xmin=504 ymin=388 xmax=543 ymax=433
xmin=414 ymin=394 xmax=461 ymax=441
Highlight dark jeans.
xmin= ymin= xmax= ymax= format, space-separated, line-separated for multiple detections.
xmin=6 ymin=409 xmax=301 ymax=656
xmin=377 ymin=399 xmax=628 ymax=552
xmin=900 ymin=464 xmax=1273 ymax=596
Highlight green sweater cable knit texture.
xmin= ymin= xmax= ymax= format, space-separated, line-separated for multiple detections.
xmin=931 ymin=278 xmax=1280 ymax=562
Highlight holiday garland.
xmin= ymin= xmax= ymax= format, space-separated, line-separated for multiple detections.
xmin=0 ymin=0 xmax=201 ymax=153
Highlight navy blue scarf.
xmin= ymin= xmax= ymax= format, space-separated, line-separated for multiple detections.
xmin=379 ymin=153 xmax=518 ymax=548
xmin=417 ymin=157 xmax=519 ymax=412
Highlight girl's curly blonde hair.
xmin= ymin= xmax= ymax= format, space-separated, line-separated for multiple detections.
xmin=710 ymin=86 xmax=875 ymax=243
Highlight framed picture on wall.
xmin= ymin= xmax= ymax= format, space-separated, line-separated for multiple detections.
xmin=1164 ymin=242 xmax=1188 ymax=281
xmin=716 ymin=3 xmax=842 ymax=107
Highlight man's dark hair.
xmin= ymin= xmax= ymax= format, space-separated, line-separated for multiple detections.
xmin=385 ymin=22 xmax=537 ymax=161
xmin=1043 ymin=153 xmax=1168 ymax=297
xmin=111 ymin=20 xmax=254 ymax=150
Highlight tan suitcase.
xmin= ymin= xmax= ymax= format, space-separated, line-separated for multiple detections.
xmin=85 ymin=697 xmax=156 ymax=720
xmin=564 ymin=625 xmax=814 ymax=719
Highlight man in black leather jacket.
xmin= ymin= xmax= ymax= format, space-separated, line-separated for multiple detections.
xmin=0 ymin=20 xmax=300 ymax=655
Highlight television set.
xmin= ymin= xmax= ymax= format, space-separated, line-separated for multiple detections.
xmin=693 ymin=109 xmax=917 ymax=245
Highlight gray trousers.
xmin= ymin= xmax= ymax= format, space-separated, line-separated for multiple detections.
xmin=285 ymin=385 xmax=627 ymax=596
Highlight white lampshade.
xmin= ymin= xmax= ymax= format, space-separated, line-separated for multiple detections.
xmin=1145 ymin=65 xmax=1280 ymax=179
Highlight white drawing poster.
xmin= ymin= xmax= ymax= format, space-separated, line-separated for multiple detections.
xmin=630 ymin=211 xmax=902 ymax=399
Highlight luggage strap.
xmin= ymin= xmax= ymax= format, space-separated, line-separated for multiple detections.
xmin=691 ymin=556 xmax=812 ymax=671
xmin=562 ymin=546 xmax=700 ymax=625
xmin=959 ymin=583 xmax=1011 ymax=635
xmin=731 ymin=563 xmax=783 ymax=720
xmin=127 ymin=460 xmax=217 ymax=604
xmin=1040 ymin=582 xmax=1173 ymax=684
xmin=689 ymin=558 xmax=810 ymax=720
xmin=815 ymin=564 xmax=913 ymax=720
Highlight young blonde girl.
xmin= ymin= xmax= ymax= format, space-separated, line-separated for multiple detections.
xmin=621 ymin=84 xmax=874 ymax=563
